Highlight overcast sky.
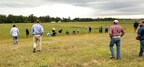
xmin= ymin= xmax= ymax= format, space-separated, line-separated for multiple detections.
xmin=0 ymin=0 xmax=144 ymax=18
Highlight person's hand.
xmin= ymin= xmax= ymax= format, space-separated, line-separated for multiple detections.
xmin=136 ymin=36 xmax=140 ymax=40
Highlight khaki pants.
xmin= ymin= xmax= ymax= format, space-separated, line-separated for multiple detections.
xmin=33 ymin=35 xmax=42 ymax=50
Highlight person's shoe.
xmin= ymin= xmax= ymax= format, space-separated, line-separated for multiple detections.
xmin=139 ymin=55 xmax=142 ymax=57
xmin=139 ymin=54 xmax=142 ymax=57
xmin=110 ymin=57 xmax=115 ymax=59
xmin=33 ymin=48 xmax=36 ymax=53
xmin=14 ymin=42 xmax=16 ymax=45
xmin=116 ymin=57 xmax=121 ymax=60
xmin=38 ymin=50 xmax=41 ymax=52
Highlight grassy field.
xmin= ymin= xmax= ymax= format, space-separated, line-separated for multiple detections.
xmin=0 ymin=21 xmax=144 ymax=67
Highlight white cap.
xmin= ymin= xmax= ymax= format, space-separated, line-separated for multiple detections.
xmin=114 ymin=20 xmax=118 ymax=23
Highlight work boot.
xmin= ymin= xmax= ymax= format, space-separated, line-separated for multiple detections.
xmin=33 ymin=48 xmax=36 ymax=53
xmin=110 ymin=57 xmax=115 ymax=59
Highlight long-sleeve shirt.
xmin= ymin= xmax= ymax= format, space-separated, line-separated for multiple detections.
xmin=32 ymin=23 xmax=44 ymax=35
xmin=10 ymin=27 xmax=19 ymax=36
xmin=109 ymin=24 xmax=125 ymax=38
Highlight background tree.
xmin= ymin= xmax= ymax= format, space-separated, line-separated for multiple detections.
xmin=28 ymin=14 xmax=35 ymax=23
xmin=0 ymin=15 xmax=6 ymax=23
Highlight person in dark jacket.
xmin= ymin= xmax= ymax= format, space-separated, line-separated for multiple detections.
xmin=134 ymin=19 xmax=139 ymax=33
xmin=26 ymin=28 xmax=29 ymax=38
xmin=137 ymin=20 xmax=144 ymax=57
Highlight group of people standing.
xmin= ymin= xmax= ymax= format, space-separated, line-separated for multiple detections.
xmin=9 ymin=19 xmax=144 ymax=59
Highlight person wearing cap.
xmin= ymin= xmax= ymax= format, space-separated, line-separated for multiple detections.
xmin=133 ymin=19 xmax=139 ymax=33
xmin=137 ymin=20 xmax=144 ymax=57
xmin=109 ymin=20 xmax=125 ymax=60
xmin=32 ymin=20 xmax=44 ymax=53
xmin=10 ymin=25 xmax=19 ymax=44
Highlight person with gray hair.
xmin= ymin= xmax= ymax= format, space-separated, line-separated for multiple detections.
xmin=32 ymin=20 xmax=44 ymax=53
xmin=136 ymin=20 xmax=144 ymax=57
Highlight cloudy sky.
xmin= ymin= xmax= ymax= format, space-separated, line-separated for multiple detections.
xmin=0 ymin=0 xmax=144 ymax=18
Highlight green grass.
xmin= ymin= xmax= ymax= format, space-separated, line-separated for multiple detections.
xmin=0 ymin=21 xmax=143 ymax=67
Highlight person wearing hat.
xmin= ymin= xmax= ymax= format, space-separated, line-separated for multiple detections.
xmin=137 ymin=20 xmax=144 ymax=57
xmin=32 ymin=20 xmax=44 ymax=53
xmin=109 ymin=20 xmax=125 ymax=60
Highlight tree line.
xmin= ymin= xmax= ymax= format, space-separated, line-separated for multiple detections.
xmin=0 ymin=14 xmax=141 ymax=23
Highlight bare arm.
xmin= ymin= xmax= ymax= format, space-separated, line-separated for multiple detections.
xmin=121 ymin=29 xmax=125 ymax=37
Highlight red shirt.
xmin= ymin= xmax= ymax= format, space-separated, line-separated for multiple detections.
xmin=109 ymin=24 xmax=125 ymax=38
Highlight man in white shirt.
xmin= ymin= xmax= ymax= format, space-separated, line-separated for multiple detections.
xmin=10 ymin=25 xmax=19 ymax=44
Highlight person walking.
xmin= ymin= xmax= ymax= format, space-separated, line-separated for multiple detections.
xmin=136 ymin=20 xmax=144 ymax=57
xmin=109 ymin=20 xmax=125 ymax=60
xmin=32 ymin=20 xmax=44 ymax=53
xmin=10 ymin=25 xmax=19 ymax=44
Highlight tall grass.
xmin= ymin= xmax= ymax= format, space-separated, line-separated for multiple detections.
xmin=1 ymin=21 xmax=143 ymax=67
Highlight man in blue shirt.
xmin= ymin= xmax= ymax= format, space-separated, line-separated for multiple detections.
xmin=32 ymin=20 xmax=44 ymax=53
xmin=137 ymin=20 xmax=144 ymax=57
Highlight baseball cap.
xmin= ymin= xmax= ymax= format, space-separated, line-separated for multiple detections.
xmin=114 ymin=20 xmax=118 ymax=23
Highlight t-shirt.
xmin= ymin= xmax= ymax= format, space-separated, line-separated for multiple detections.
xmin=10 ymin=27 xmax=19 ymax=36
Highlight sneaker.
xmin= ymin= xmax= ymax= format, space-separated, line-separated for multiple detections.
xmin=110 ymin=57 xmax=115 ymax=59
xmin=33 ymin=48 xmax=36 ymax=53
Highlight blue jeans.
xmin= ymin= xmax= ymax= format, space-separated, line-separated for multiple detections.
xmin=139 ymin=40 xmax=144 ymax=56
xmin=109 ymin=38 xmax=121 ymax=58
xmin=13 ymin=36 xmax=18 ymax=44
